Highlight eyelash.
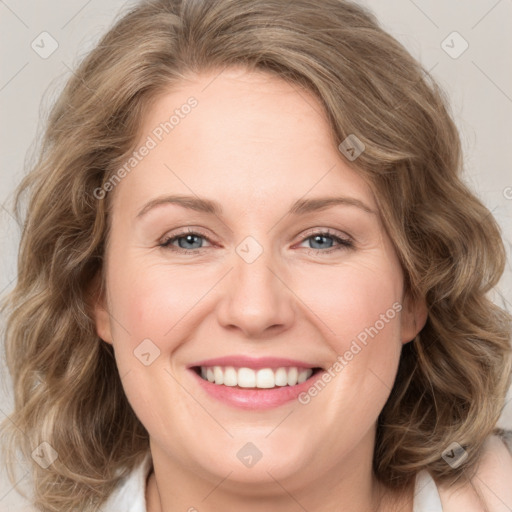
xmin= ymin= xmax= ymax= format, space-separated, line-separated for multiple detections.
xmin=159 ymin=228 xmax=354 ymax=255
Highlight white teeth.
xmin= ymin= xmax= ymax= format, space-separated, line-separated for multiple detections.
xmin=287 ymin=367 xmax=298 ymax=386
xmin=238 ymin=368 xmax=256 ymax=388
xmin=275 ymin=367 xmax=288 ymax=386
xmin=256 ymin=368 xmax=275 ymax=388
xmin=198 ymin=366 xmax=314 ymax=388
xmin=223 ymin=366 xmax=237 ymax=386
xmin=297 ymin=369 xmax=309 ymax=384
xmin=213 ymin=366 xmax=224 ymax=385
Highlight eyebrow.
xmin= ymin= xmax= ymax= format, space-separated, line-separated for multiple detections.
xmin=136 ymin=194 xmax=376 ymax=219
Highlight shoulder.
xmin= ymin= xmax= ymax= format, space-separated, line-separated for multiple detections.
xmin=436 ymin=433 xmax=512 ymax=512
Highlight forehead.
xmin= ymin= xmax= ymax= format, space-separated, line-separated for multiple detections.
xmin=113 ymin=68 xmax=377 ymax=216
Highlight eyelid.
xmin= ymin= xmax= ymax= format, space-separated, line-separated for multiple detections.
xmin=159 ymin=227 xmax=216 ymax=250
xmin=293 ymin=227 xmax=354 ymax=252
xmin=296 ymin=226 xmax=353 ymax=243
xmin=159 ymin=226 xmax=354 ymax=255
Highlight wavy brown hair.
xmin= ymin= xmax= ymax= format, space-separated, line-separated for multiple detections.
xmin=1 ymin=0 xmax=511 ymax=510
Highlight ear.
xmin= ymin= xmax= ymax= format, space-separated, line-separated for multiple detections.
xmin=400 ymin=292 xmax=428 ymax=344
xmin=89 ymin=273 xmax=113 ymax=344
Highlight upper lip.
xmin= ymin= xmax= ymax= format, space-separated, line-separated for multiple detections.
xmin=188 ymin=356 xmax=322 ymax=369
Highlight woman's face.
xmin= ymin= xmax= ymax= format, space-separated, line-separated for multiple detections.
xmin=95 ymin=68 xmax=426 ymax=492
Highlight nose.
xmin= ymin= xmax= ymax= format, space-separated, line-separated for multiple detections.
xmin=215 ymin=242 xmax=295 ymax=339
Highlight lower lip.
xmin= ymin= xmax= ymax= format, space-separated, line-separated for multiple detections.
xmin=190 ymin=369 xmax=325 ymax=410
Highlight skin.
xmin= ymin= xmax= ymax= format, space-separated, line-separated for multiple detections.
xmin=94 ymin=67 xmax=429 ymax=511
xmin=437 ymin=436 xmax=512 ymax=512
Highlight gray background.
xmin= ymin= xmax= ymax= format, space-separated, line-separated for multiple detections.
xmin=1 ymin=0 xmax=511 ymax=508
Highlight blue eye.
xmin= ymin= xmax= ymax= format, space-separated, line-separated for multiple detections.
xmin=160 ymin=231 xmax=211 ymax=252
xmin=298 ymin=231 xmax=353 ymax=253
xmin=159 ymin=228 xmax=353 ymax=254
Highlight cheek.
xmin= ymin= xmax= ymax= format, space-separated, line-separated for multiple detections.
xmin=108 ymin=258 xmax=201 ymax=339
xmin=290 ymin=262 xmax=404 ymax=464
xmin=293 ymin=259 xmax=403 ymax=346
xmin=104 ymin=263 xmax=193 ymax=427
xmin=293 ymin=258 xmax=404 ymax=408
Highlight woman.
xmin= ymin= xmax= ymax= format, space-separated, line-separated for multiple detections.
xmin=2 ymin=0 xmax=511 ymax=510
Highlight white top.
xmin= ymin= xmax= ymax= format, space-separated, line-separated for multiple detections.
xmin=101 ymin=452 xmax=443 ymax=511
xmin=413 ymin=470 xmax=444 ymax=512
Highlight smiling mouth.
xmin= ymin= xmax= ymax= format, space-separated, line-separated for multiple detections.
xmin=193 ymin=366 xmax=323 ymax=389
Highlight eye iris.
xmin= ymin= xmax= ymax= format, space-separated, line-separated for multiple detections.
xmin=170 ymin=232 xmax=343 ymax=251
xmin=310 ymin=234 xmax=333 ymax=249
xmin=179 ymin=234 xmax=202 ymax=249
